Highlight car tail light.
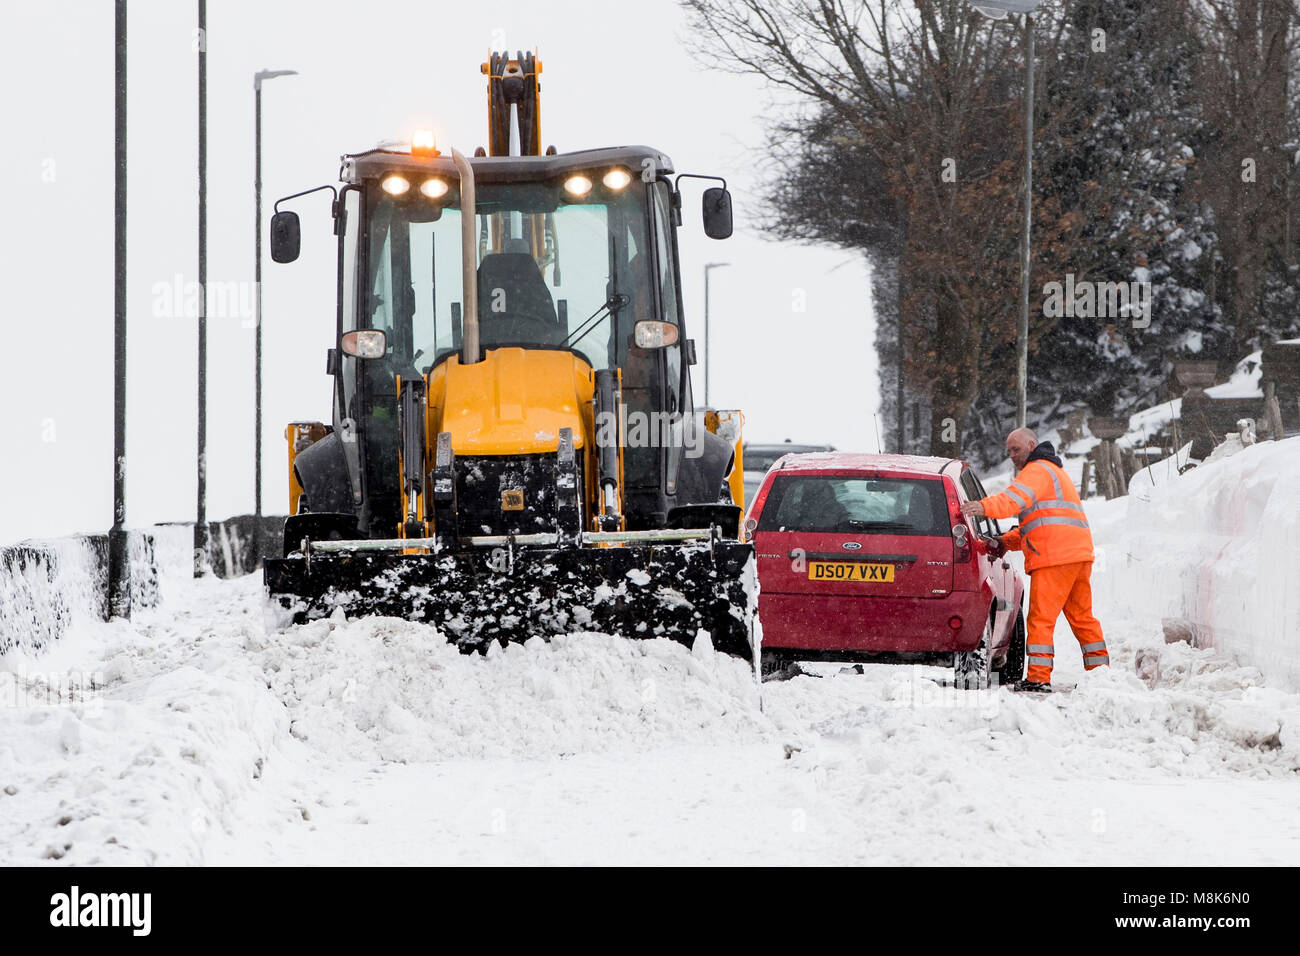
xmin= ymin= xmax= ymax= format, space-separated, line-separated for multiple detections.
xmin=948 ymin=616 xmax=963 ymax=631
xmin=943 ymin=476 xmax=974 ymax=564
xmin=951 ymin=521 xmax=972 ymax=563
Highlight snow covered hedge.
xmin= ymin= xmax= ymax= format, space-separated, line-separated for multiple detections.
xmin=1091 ymin=437 xmax=1300 ymax=691
xmin=0 ymin=533 xmax=158 ymax=654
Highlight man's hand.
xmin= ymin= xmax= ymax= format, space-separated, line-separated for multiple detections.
xmin=960 ymin=499 xmax=986 ymax=519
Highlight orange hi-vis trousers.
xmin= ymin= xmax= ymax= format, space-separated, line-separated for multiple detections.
xmin=1025 ymin=561 xmax=1109 ymax=684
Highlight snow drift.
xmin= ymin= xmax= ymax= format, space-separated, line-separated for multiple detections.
xmin=1090 ymin=436 xmax=1300 ymax=691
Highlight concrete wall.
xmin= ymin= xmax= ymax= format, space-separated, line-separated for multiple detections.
xmin=0 ymin=515 xmax=285 ymax=656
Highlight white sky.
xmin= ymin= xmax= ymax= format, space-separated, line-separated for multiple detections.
xmin=1 ymin=0 xmax=876 ymax=545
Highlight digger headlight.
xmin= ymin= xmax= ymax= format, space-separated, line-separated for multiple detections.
xmin=633 ymin=320 xmax=680 ymax=349
xmin=602 ymin=167 xmax=632 ymax=190
xmin=381 ymin=174 xmax=410 ymax=196
xmin=341 ymin=329 xmax=387 ymax=359
xmin=420 ymin=177 xmax=449 ymax=199
xmin=563 ymin=174 xmax=593 ymax=197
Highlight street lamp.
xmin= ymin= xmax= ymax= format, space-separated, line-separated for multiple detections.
xmin=196 ymin=0 xmax=208 ymax=577
xmin=253 ymin=68 xmax=297 ymax=568
xmin=109 ymin=0 xmax=130 ymax=617
xmin=703 ymin=262 xmax=730 ymax=407
xmin=969 ymin=0 xmax=1043 ymax=430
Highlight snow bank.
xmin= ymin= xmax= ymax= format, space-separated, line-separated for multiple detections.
xmin=0 ymin=573 xmax=771 ymax=863
xmin=0 ymin=575 xmax=286 ymax=865
xmin=0 ymin=529 xmax=172 ymax=654
xmin=1091 ymin=436 xmax=1300 ymax=691
xmin=256 ymin=615 xmax=768 ymax=763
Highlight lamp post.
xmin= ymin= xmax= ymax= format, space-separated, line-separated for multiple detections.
xmin=969 ymin=0 xmax=1043 ymax=430
xmin=195 ymin=0 xmax=208 ymax=577
xmin=253 ymin=68 xmax=297 ymax=568
xmin=109 ymin=0 xmax=129 ymax=618
xmin=703 ymin=262 xmax=730 ymax=407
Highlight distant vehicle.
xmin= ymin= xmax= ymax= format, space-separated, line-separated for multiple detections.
xmin=746 ymin=453 xmax=1026 ymax=687
xmin=742 ymin=442 xmax=835 ymax=506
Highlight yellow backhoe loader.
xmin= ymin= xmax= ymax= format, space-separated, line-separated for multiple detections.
xmin=264 ymin=52 xmax=754 ymax=659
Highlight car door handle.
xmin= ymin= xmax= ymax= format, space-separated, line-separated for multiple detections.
xmin=1001 ymin=560 xmax=1010 ymax=569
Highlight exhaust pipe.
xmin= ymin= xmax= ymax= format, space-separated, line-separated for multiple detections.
xmin=451 ymin=147 xmax=480 ymax=364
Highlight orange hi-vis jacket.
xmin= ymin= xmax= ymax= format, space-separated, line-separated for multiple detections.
xmin=981 ymin=453 xmax=1093 ymax=573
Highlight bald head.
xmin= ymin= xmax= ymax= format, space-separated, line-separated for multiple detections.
xmin=1006 ymin=428 xmax=1038 ymax=471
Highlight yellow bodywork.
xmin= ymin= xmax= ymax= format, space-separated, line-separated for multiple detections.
xmin=427 ymin=348 xmax=594 ymax=455
xmin=285 ymin=421 xmax=329 ymax=516
xmin=705 ymin=408 xmax=746 ymax=512
xmin=420 ymin=347 xmax=616 ymax=532
xmin=287 ymin=349 xmax=743 ymax=539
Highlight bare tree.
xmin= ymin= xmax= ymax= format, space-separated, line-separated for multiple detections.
xmin=683 ymin=0 xmax=1083 ymax=454
xmin=1192 ymin=0 xmax=1298 ymax=354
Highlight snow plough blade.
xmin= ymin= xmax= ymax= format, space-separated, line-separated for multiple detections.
xmin=264 ymin=534 xmax=756 ymax=661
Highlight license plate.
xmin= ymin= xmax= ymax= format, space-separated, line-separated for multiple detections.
xmin=808 ymin=561 xmax=895 ymax=582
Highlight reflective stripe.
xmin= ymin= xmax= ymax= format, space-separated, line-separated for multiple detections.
xmin=1020 ymin=515 xmax=1091 ymax=536
xmin=1034 ymin=498 xmax=1087 ymax=513
xmin=1084 ymin=653 xmax=1109 ymax=662
xmin=1008 ymin=480 xmax=1036 ymax=506
xmin=1081 ymin=641 xmax=1107 ymax=653
xmin=1027 ymin=654 xmax=1054 ymax=662
xmin=1026 ymin=644 xmax=1055 ymax=654
xmin=1005 ymin=486 xmax=1031 ymax=507
xmin=1031 ymin=460 xmax=1065 ymax=500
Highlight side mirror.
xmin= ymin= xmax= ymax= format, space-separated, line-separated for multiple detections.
xmin=341 ymin=329 xmax=386 ymax=359
xmin=702 ymin=187 xmax=733 ymax=240
xmin=270 ymin=210 xmax=301 ymax=263
xmin=633 ymin=320 xmax=680 ymax=349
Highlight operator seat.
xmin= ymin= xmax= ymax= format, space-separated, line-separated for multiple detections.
xmin=477 ymin=252 xmax=564 ymax=349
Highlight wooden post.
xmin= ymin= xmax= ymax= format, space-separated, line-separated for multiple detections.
xmin=1080 ymin=458 xmax=1093 ymax=499
xmin=1122 ymin=447 xmax=1138 ymax=487
xmin=1265 ymin=381 xmax=1285 ymax=440
xmin=1099 ymin=443 xmax=1119 ymax=500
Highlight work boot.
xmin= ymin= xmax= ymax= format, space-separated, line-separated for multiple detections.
xmin=1010 ymin=678 xmax=1051 ymax=693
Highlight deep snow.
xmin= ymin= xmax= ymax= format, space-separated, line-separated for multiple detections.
xmin=3 ymin=460 xmax=1299 ymax=865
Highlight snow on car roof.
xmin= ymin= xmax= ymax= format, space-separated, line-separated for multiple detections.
xmin=772 ymin=452 xmax=959 ymax=475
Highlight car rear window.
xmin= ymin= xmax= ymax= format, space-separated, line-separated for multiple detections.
xmin=756 ymin=475 xmax=951 ymax=535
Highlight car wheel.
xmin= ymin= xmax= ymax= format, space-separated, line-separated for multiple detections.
xmin=953 ymin=616 xmax=994 ymax=691
xmin=995 ymin=608 xmax=1026 ymax=685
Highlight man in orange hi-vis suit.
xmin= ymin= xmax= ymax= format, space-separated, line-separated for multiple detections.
xmin=961 ymin=428 xmax=1109 ymax=692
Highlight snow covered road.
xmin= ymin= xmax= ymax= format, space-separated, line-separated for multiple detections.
xmin=3 ymin=558 xmax=1298 ymax=866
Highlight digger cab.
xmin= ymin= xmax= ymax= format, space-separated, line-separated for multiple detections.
xmin=292 ymin=144 xmax=737 ymax=538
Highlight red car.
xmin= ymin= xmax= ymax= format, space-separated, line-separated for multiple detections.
xmin=746 ymin=453 xmax=1026 ymax=687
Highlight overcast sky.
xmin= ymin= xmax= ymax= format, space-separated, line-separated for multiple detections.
xmin=1 ymin=0 xmax=876 ymax=544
